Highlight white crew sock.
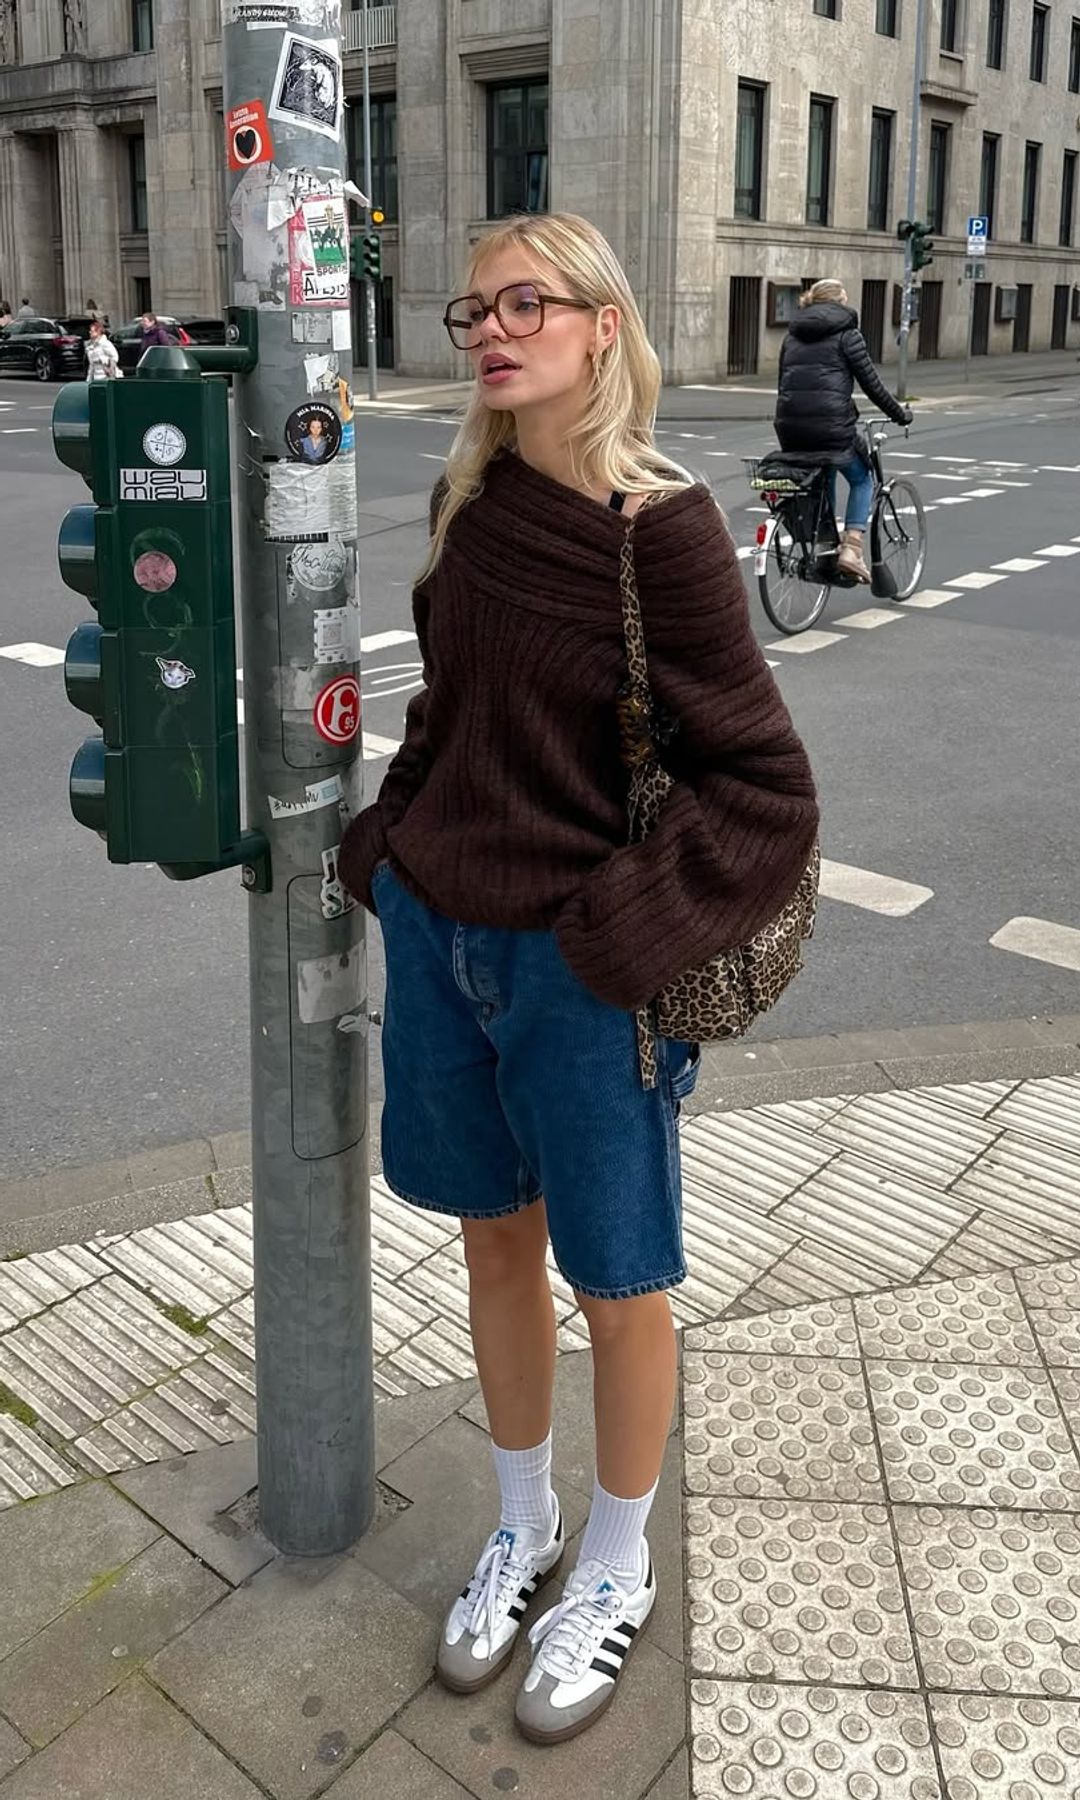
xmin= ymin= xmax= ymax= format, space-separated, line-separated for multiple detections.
xmin=491 ymin=1432 xmax=556 ymax=1536
xmin=578 ymin=1475 xmax=659 ymax=1588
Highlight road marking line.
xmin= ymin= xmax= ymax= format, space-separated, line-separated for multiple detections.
xmin=361 ymin=629 xmax=418 ymax=652
xmin=973 ymin=478 xmax=1030 ymax=487
xmin=0 ymin=642 xmax=65 ymax=667
xmin=819 ymin=859 xmax=934 ymax=917
xmin=962 ymin=488 xmax=1007 ymax=498
xmin=1038 ymin=465 xmax=1080 ymax=474
xmin=704 ymin=450 xmax=731 ymax=457
xmin=990 ymin=917 xmax=1080 ymax=973
xmin=922 ymin=504 xmax=940 ymax=512
xmin=922 ymin=472 xmax=971 ymax=482
xmin=977 ymin=459 xmax=1026 ymax=467
xmin=942 ymin=571 xmax=1008 ymax=589
xmin=417 ymin=452 xmax=446 ymax=462
xmin=889 ymin=450 xmax=924 ymax=457
xmin=991 ymin=558 xmax=1047 ymax=573
xmin=363 ymin=732 xmax=401 ymax=759
xmin=1 ymin=427 xmax=37 ymax=434
xmin=1034 ymin=544 xmax=1080 ymax=557
xmin=765 ymin=630 xmax=847 ymax=654
xmin=831 ymin=608 xmax=905 ymax=630
xmin=934 ymin=495 xmax=974 ymax=505
xmin=899 ymin=589 xmax=959 ymax=608
xmin=929 ymin=455 xmax=966 ymax=462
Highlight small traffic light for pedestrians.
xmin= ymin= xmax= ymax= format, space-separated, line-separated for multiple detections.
xmin=911 ymin=222 xmax=935 ymax=271
xmin=53 ymin=354 xmax=241 ymax=867
xmin=361 ymin=232 xmax=382 ymax=281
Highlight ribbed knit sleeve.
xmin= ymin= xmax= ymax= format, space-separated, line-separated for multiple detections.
xmin=338 ymin=585 xmax=433 ymax=913
xmin=554 ymin=496 xmax=819 ymax=1010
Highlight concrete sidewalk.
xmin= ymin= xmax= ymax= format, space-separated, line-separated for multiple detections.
xmin=352 ymin=347 xmax=1080 ymax=422
xmin=3 ymin=1059 xmax=1080 ymax=1795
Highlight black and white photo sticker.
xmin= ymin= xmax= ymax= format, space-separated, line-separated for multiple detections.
xmin=269 ymin=33 xmax=342 ymax=142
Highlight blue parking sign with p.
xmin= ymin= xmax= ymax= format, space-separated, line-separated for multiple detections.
xmin=968 ymin=215 xmax=988 ymax=238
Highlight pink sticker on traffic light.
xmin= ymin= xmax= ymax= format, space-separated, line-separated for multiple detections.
xmin=313 ymin=674 xmax=360 ymax=745
xmin=133 ymin=551 xmax=178 ymax=593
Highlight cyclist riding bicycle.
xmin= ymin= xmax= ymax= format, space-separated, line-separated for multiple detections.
xmin=774 ymin=279 xmax=911 ymax=584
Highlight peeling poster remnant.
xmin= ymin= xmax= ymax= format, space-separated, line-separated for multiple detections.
xmin=296 ymin=945 xmax=363 ymax=1025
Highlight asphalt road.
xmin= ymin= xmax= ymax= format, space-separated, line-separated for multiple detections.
xmin=2 ymin=371 xmax=1079 ymax=1179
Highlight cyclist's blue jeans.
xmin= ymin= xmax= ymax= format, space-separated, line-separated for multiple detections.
xmin=827 ymin=453 xmax=874 ymax=530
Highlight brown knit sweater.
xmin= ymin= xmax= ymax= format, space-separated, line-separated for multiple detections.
xmin=339 ymin=451 xmax=819 ymax=1012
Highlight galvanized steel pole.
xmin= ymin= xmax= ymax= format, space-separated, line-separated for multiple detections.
xmin=361 ymin=0 xmax=379 ymax=400
xmin=222 ymin=3 xmax=374 ymax=1554
xmin=897 ymin=0 xmax=927 ymax=403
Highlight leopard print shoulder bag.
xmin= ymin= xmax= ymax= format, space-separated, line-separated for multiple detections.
xmin=615 ymin=507 xmax=820 ymax=1089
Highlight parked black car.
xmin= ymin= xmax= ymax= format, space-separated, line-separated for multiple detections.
xmin=0 ymin=316 xmax=90 ymax=381
xmin=113 ymin=316 xmax=226 ymax=374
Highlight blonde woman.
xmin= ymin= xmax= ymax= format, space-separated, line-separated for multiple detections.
xmin=340 ymin=213 xmax=818 ymax=1744
xmin=774 ymin=278 xmax=911 ymax=581
xmin=85 ymin=318 xmax=121 ymax=382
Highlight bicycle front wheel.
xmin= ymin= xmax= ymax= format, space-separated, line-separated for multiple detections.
xmin=873 ymin=478 xmax=927 ymax=600
xmin=757 ymin=524 xmax=831 ymax=635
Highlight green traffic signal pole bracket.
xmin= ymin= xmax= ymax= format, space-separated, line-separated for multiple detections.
xmin=159 ymin=827 xmax=271 ymax=893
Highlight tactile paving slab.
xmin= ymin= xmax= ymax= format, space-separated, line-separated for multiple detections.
xmin=1016 ymin=1258 xmax=1080 ymax=1367
xmin=685 ymin=1300 xmax=858 ymax=1360
xmin=867 ymin=1361 xmax=1080 ymax=1510
xmin=686 ymin=1496 xmax=917 ymax=1687
xmin=855 ymin=1273 xmax=1039 ymax=1365
xmin=683 ymin=1355 xmax=884 ymax=1501
xmin=816 ymin=1090 xmax=999 ymax=1186
xmin=989 ymin=1074 xmax=1080 ymax=1153
xmin=931 ymin=1693 xmax=1080 ymax=1799
xmin=690 ymin=1679 xmax=941 ymax=1799
xmin=896 ymin=1505 xmax=1080 ymax=1697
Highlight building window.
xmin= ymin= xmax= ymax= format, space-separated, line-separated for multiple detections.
xmin=129 ymin=134 xmax=148 ymax=233
xmin=1030 ymin=2 xmax=1049 ymax=78
xmin=132 ymin=0 xmax=153 ymax=51
xmin=941 ymin=0 xmax=961 ymax=50
xmin=867 ymin=109 xmax=894 ymax=231
xmin=735 ymin=81 xmax=766 ymax=219
xmin=486 ymin=80 xmax=548 ymax=218
xmin=980 ymin=132 xmax=1000 ymax=237
xmin=1069 ymin=16 xmax=1080 ymax=88
xmin=987 ymin=0 xmax=1008 ymax=64
xmin=926 ymin=121 xmax=950 ymax=234
xmin=1021 ymin=139 xmax=1041 ymax=240
xmin=347 ymin=94 xmax=397 ymax=220
xmin=813 ymin=0 xmax=838 ymax=15
xmin=876 ymin=0 xmax=898 ymax=34
xmin=1060 ymin=148 xmax=1078 ymax=245
xmin=806 ymin=95 xmax=834 ymax=224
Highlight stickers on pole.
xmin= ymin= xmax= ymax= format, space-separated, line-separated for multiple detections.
xmin=313 ymin=674 xmax=360 ymax=745
xmin=285 ymin=400 xmax=341 ymax=463
xmin=156 ymin=658 xmax=196 ymax=691
xmin=267 ymin=774 xmax=345 ymax=821
xmin=269 ymin=33 xmax=343 ymax=142
xmin=225 ymin=0 xmax=339 ymax=24
xmin=319 ymin=844 xmax=357 ymax=920
xmin=227 ymin=102 xmax=274 ymax=171
xmin=288 ymin=191 xmax=349 ymax=306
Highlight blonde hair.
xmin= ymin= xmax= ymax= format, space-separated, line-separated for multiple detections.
xmin=421 ymin=212 xmax=691 ymax=575
xmin=799 ymin=279 xmax=847 ymax=309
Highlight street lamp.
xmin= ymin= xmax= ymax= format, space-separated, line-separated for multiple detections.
xmin=897 ymin=0 xmax=928 ymax=403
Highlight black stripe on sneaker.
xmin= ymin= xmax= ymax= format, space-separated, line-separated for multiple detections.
xmin=509 ymin=1600 xmax=528 ymax=1621
xmin=589 ymin=1656 xmax=620 ymax=1676
xmin=599 ymin=1636 xmax=630 ymax=1661
xmin=620 ymin=1621 xmax=640 ymax=1640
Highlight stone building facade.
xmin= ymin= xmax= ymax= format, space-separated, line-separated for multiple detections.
xmin=2 ymin=0 xmax=1079 ymax=376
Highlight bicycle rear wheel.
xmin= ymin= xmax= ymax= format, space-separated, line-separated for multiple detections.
xmin=757 ymin=521 xmax=831 ymax=635
xmin=873 ymin=478 xmax=927 ymax=600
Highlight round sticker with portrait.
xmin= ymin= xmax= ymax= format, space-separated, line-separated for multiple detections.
xmin=284 ymin=402 xmax=342 ymax=466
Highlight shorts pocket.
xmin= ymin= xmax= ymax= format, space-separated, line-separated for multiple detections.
xmin=666 ymin=1041 xmax=701 ymax=1106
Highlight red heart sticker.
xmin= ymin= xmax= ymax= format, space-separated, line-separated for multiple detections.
xmin=227 ymin=101 xmax=274 ymax=170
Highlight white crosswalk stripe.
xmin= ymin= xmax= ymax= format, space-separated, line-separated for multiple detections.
xmin=992 ymin=558 xmax=1047 ymax=573
xmin=0 ymin=642 xmax=64 ymax=667
xmin=1035 ymin=544 xmax=1080 ymax=557
xmin=819 ymin=859 xmax=934 ymax=917
xmin=766 ymin=629 xmax=847 ymax=654
xmin=991 ymin=917 xmax=1080 ymax=973
xmin=943 ymin=571 xmax=1007 ymax=589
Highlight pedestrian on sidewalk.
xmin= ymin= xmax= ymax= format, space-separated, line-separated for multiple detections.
xmin=16 ymin=298 xmax=34 ymax=319
xmin=0 ymin=299 xmax=13 ymax=328
xmin=340 ymin=212 xmax=818 ymax=1745
xmin=139 ymin=311 xmax=173 ymax=351
xmin=774 ymin=278 xmax=911 ymax=582
xmin=85 ymin=318 xmax=121 ymax=382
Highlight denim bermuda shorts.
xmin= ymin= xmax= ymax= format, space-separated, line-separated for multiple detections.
xmin=372 ymin=862 xmax=700 ymax=1301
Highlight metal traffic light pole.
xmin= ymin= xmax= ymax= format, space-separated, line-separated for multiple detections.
xmin=361 ymin=0 xmax=379 ymax=401
xmin=897 ymin=0 xmax=927 ymax=403
xmin=222 ymin=8 xmax=374 ymax=1553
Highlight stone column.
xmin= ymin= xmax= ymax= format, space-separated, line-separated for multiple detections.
xmin=394 ymin=0 xmax=452 ymax=375
xmin=6 ymin=131 xmax=60 ymax=309
xmin=58 ymin=123 xmax=122 ymax=315
xmin=0 ymin=134 xmax=18 ymax=297
xmin=150 ymin=0 xmax=218 ymax=313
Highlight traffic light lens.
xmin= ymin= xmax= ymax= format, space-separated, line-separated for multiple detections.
xmin=372 ymin=208 xmax=385 ymax=225
xmin=70 ymin=735 xmax=107 ymax=835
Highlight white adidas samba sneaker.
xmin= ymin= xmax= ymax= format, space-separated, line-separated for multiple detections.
xmin=514 ymin=1543 xmax=656 ymax=1744
xmin=436 ymin=1504 xmax=565 ymax=1695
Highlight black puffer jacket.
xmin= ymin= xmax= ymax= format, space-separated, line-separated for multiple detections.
xmin=774 ymin=302 xmax=909 ymax=458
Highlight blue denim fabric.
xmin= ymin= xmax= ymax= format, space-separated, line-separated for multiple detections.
xmin=371 ymin=862 xmax=700 ymax=1300
xmin=827 ymin=453 xmax=875 ymax=530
